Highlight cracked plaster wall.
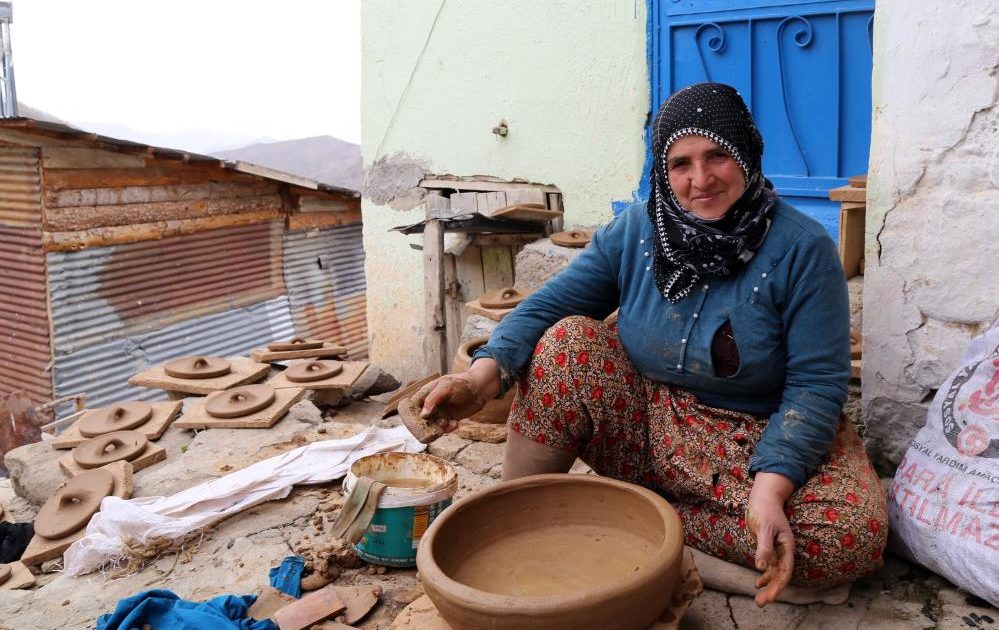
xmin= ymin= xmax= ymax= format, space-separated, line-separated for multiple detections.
xmin=361 ymin=1 xmax=648 ymax=380
xmin=863 ymin=0 xmax=999 ymax=469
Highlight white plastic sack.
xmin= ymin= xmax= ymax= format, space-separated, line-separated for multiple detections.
xmin=63 ymin=425 xmax=424 ymax=576
xmin=888 ymin=319 xmax=999 ymax=605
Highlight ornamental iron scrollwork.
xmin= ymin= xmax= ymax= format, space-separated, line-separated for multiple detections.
xmin=776 ymin=15 xmax=815 ymax=176
xmin=694 ymin=22 xmax=726 ymax=82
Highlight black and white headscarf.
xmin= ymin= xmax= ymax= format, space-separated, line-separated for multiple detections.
xmin=647 ymin=82 xmax=778 ymax=302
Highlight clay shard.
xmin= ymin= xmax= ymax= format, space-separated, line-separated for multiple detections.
xmin=397 ymin=397 xmax=446 ymax=444
xmin=272 ymin=584 xmax=347 ymax=630
xmin=332 ymin=585 xmax=381 ymax=625
xmin=78 ymin=401 xmax=154 ymax=438
xmin=163 ymin=355 xmax=232 ymax=379
xmin=205 ymin=384 xmax=277 ymax=418
xmin=479 ymin=287 xmax=531 ymax=309
xmin=73 ymin=431 xmax=149 ymax=469
xmin=381 ymin=373 xmax=440 ymax=419
xmin=551 ymin=229 xmax=592 ymax=248
xmin=34 ymin=468 xmax=115 ymax=539
xmin=268 ymin=337 xmax=325 ymax=352
xmin=0 ymin=563 xmax=10 ymax=586
xmin=286 ymin=360 xmax=344 ymax=383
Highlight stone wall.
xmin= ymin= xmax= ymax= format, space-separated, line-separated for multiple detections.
xmin=863 ymin=1 xmax=999 ymax=469
xmin=360 ymin=1 xmax=648 ymax=382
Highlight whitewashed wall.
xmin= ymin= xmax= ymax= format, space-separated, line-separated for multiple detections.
xmin=863 ymin=1 xmax=999 ymax=468
xmin=361 ymin=1 xmax=649 ymax=382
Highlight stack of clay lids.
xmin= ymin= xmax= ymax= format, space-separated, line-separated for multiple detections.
xmin=478 ymin=287 xmax=532 ymax=309
xmin=550 ymin=229 xmax=592 ymax=248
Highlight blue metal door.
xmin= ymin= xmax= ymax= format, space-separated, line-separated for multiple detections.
xmin=652 ymin=0 xmax=875 ymax=238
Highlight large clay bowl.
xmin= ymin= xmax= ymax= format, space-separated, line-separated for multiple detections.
xmin=417 ymin=474 xmax=683 ymax=630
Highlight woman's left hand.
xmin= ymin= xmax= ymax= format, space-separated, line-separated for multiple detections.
xmin=746 ymin=472 xmax=796 ymax=607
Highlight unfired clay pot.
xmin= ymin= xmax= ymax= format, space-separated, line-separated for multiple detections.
xmin=417 ymin=474 xmax=684 ymax=630
xmin=454 ymin=337 xmax=516 ymax=425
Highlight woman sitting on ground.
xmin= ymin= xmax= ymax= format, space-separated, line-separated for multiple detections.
xmin=416 ymin=82 xmax=887 ymax=606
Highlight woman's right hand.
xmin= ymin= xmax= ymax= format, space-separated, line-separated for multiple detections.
xmin=412 ymin=358 xmax=502 ymax=433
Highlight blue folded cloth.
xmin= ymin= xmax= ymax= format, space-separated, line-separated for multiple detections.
xmin=96 ymin=588 xmax=278 ymax=630
xmin=268 ymin=555 xmax=306 ymax=597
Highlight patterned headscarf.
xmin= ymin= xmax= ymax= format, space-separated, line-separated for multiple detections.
xmin=647 ymin=82 xmax=778 ymax=302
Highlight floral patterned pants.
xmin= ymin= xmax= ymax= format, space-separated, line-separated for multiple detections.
xmin=509 ymin=316 xmax=888 ymax=587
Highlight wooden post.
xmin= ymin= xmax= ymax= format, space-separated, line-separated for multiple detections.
xmin=424 ymin=219 xmax=447 ymax=375
xmin=443 ymin=254 xmax=462 ymax=371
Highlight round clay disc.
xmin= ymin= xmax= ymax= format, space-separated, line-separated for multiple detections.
xmin=267 ymin=337 xmax=324 ymax=352
xmin=78 ymin=401 xmax=154 ymax=438
xmin=479 ymin=287 xmax=529 ymax=309
xmin=73 ymin=430 xmax=149 ymax=469
xmin=550 ymin=229 xmax=592 ymax=248
xmin=285 ymin=360 xmax=343 ymax=383
xmin=205 ymin=384 xmax=277 ymax=419
xmin=0 ymin=563 xmax=10 ymax=586
xmin=163 ymin=356 xmax=232 ymax=379
xmin=34 ymin=468 xmax=115 ymax=539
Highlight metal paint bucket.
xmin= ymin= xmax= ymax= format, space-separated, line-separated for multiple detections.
xmin=342 ymin=452 xmax=457 ymax=567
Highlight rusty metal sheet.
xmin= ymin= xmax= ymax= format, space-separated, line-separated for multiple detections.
xmin=283 ymin=224 xmax=368 ymax=359
xmin=0 ymin=146 xmax=42 ymax=228
xmin=48 ymin=221 xmax=286 ymax=353
xmin=0 ymin=226 xmax=52 ymax=404
xmin=52 ymin=296 xmax=294 ymax=408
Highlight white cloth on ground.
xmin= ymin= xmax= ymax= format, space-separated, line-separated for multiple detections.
xmin=63 ymin=425 xmax=424 ymax=576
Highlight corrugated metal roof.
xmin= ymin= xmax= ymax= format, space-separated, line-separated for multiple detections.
xmin=0 ymin=226 xmax=52 ymax=403
xmin=0 ymin=145 xmax=41 ymax=227
xmin=48 ymin=221 xmax=285 ymax=353
xmin=0 ymin=118 xmax=360 ymax=196
xmin=284 ymin=223 xmax=368 ymax=359
xmin=52 ymin=296 xmax=294 ymax=408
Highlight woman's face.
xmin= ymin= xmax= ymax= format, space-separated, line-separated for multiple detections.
xmin=665 ymin=135 xmax=746 ymax=221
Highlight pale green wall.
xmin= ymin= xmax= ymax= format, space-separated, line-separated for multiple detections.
xmin=361 ymin=0 xmax=649 ymax=381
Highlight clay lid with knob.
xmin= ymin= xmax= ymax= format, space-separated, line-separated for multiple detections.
xmin=550 ymin=229 xmax=592 ymax=248
xmin=285 ymin=360 xmax=343 ymax=383
xmin=34 ymin=468 xmax=116 ymax=539
xmin=78 ymin=401 xmax=153 ymax=438
xmin=73 ymin=430 xmax=149 ymax=469
xmin=163 ymin=356 xmax=232 ymax=379
xmin=205 ymin=384 xmax=277 ymax=419
xmin=267 ymin=337 xmax=325 ymax=352
xmin=479 ymin=287 xmax=533 ymax=309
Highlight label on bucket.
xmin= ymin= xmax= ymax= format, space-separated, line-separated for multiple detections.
xmin=354 ymin=499 xmax=452 ymax=567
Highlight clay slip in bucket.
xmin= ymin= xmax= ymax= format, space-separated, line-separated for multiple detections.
xmin=342 ymin=452 xmax=457 ymax=567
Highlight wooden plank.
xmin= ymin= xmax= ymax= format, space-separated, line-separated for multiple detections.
xmin=42 ymin=147 xmax=146 ymax=170
xmin=419 ymin=178 xmax=560 ymax=194
xmin=489 ymin=204 xmax=562 ymax=222
xmin=128 ymin=357 xmax=270 ymax=395
xmin=449 ymin=192 xmax=478 ymax=217
xmin=43 ymin=194 xmax=283 ymax=231
xmin=476 ymin=191 xmax=507 ymax=214
xmin=44 ymin=181 xmax=278 ymax=209
xmin=471 ymin=233 xmax=543 ymax=247
xmin=848 ymin=174 xmax=867 ymax=188
xmin=426 ymin=193 xmax=454 ymax=219
xmin=480 ymin=244 xmax=514 ymax=291
xmin=174 ymin=387 xmax=305 ymax=429
xmin=828 ymin=185 xmax=866 ymax=203
xmin=43 ymin=167 xmax=236 ymax=191
xmin=547 ymin=192 xmax=564 ymax=233
xmin=297 ymin=195 xmax=357 ymax=213
xmin=228 ymin=161 xmax=318 ymax=189
xmin=455 ymin=245 xmax=484 ymax=329
xmin=424 ymin=220 xmax=447 ymax=375
xmin=504 ymin=188 xmax=547 ymax=207
xmin=50 ymin=400 xmax=182 ymax=450
xmin=266 ymin=360 xmax=368 ymax=390
xmin=287 ymin=209 xmax=362 ymax=231
xmin=59 ymin=443 xmax=165 ymax=478
xmin=250 ymin=342 xmax=348 ymax=363
xmin=838 ymin=205 xmax=866 ymax=279
xmin=42 ymin=210 xmax=283 ymax=251
xmin=443 ymin=254 xmax=462 ymax=371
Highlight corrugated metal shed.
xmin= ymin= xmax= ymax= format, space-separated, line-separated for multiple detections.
xmin=47 ymin=221 xmax=285 ymax=353
xmin=53 ymin=296 xmax=294 ymax=406
xmin=284 ymin=224 xmax=368 ymax=359
xmin=0 ymin=145 xmax=52 ymax=403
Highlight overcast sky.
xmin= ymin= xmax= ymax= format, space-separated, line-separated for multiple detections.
xmin=10 ymin=0 xmax=361 ymax=145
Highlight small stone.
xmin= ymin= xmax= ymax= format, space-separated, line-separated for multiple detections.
xmin=61 ymin=600 xmax=70 ymax=606
xmin=317 ymin=425 xmax=327 ymax=434
xmin=367 ymin=565 xmax=377 ymax=575
xmin=376 ymin=565 xmax=387 ymax=575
